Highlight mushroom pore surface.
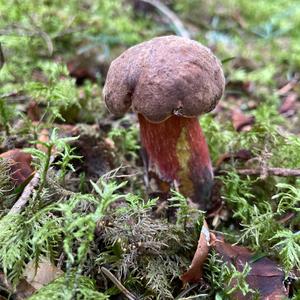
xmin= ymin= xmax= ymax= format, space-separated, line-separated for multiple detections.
xmin=104 ymin=35 xmax=225 ymax=123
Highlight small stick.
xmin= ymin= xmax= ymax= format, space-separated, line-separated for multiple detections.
xmin=8 ymin=171 xmax=40 ymax=214
xmin=235 ymin=167 xmax=300 ymax=177
xmin=141 ymin=0 xmax=190 ymax=38
xmin=8 ymin=155 xmax=55 ymax=214
xmin=276 ymin=76 xmax=299 ymax=96
xmin=101 ymin=267 xmax=138 ymax=300
xmin=174 ymin=283 xmax=206 ymax=300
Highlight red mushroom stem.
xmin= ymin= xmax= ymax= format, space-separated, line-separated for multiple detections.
xmin=138 ymin=114 xmax=213 ymax=209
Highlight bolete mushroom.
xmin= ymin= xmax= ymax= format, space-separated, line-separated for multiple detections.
xmin=104 ymin=36 xmax=225 ymax=209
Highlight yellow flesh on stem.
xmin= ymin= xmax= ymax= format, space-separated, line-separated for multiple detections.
xmin=176 ymin=127 xmax=194 ymax=197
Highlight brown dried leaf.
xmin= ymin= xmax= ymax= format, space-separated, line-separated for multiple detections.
xmin=213 ymin=239 xmax=288 ymax=300
xmin=231 ymin=108 xmax=255 ymax=132
xmin=0 ymin=149 xmax=33 ymax=185
xmin=180 ymin=220 xmax=211 ymax=284
xmin=0 ymin=271 xmax=36 ymax=300
xmin=14 ymin=279 xmax=37 ymax=300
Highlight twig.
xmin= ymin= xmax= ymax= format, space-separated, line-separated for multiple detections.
xmin=0 ymin=91 xmax=20 ymax=99
xmin=27 ymin=14 xmax=53 ymax=55
xmin=8 ymin=171 xmax=40 ymax=214
xmin=278 ymin=212 xmax=295 ymax=224
xmin=140 ymin=0 xmax=190 ymax=38
xmin=37 ymin=30 xmax=53 ymax=56
xmin=235 ymin=167 xmax=300 ymax=177
xmin=8 ymin=155 xmax=55 ymax=214
xmin=0 ymin=24 xmax=53 ymax=56
xmin=276 ymin=75 xmax=299 ymax=96
xmin=174 ymin=283 xmax=203 ymax=299
xmin=101 ymin=267 xmax=138 ymax=300
xmin=101 ymin=165 xmax=137 ymax=181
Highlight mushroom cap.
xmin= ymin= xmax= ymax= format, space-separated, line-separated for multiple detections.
xmin=104 ymin=35 xmax=225 ymax=123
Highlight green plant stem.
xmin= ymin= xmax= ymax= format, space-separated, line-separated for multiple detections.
xmin=34 ymin=145 xmax=53 ymax=203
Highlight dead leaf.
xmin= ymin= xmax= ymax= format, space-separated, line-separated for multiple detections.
xmin=213 ymin=238 xmax=288 ymax=300
xmin=0 ymin=271 xmax=36 ymax=300
xmin=279 ymin=92 xmax=298 ymax=117
xmin=24 ymin=256 xmax=63 ymax=290
xmin=180 ymin=220 xmax=211 ymax=284
xmin=231 ymin=108 xmax=255 ymax=132
xmin=14 ymin=279 xmax=37 ymax=300
xmin=0 ymin=149 xmax=34 ymax=185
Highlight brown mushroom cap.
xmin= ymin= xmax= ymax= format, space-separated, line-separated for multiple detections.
xmin=104 ymin=35 xmax=225 ymax=123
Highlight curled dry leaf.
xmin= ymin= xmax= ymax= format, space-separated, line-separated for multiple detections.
xmin=0 ymin=149 xmax=33 ymax=185
xmin=231 ymin=108 xmax=255 ymax=131
xmin=180 ymin=219 xmax=212 ymax=284
xmin=181 ymin=225 xmax=288 ymax=299
xmin=213 ymin=238 xmax=288 ymax=300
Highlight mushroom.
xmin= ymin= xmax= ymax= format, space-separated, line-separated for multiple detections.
xmin=104 ymin=36 xmax=225 ymax=209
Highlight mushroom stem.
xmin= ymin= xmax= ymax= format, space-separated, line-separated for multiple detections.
xmin=138 ymin=114 xmax=213 ymax=209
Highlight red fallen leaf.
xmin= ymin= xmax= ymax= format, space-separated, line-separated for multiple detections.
xmin=279 ymin=92 xmax=298 ymax=117
xmin=0 ymin=149 xmax=34 ymax=185
xmin=213 ymin=238 xmax=288 ymax=300
xmin=180 ymin=220 xmax=212 ymax=284
xmin=231 ymin=108 xmax=255 ymax=132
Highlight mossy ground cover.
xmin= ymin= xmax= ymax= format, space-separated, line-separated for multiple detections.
xmin=0 ymin=0 xmax=300 ymax=299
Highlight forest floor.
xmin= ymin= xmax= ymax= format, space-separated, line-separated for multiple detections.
xmin=0 ymin=0 xmax=300 ymax=299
